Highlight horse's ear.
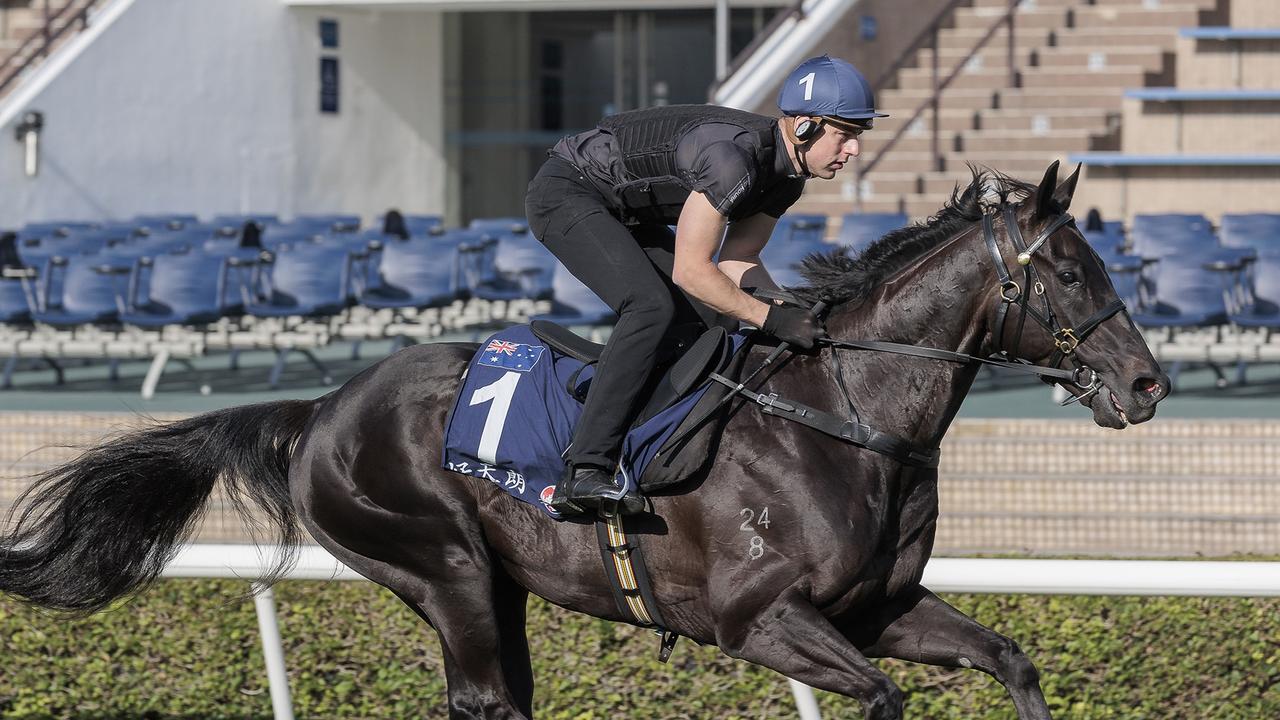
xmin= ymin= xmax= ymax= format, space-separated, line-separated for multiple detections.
xmin=1052 ymin=163 xmax=1082 ymax=214
xmin=1034 ymin=161 xmax=1060 ymax=220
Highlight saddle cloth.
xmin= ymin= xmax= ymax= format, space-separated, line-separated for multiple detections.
xmin=442 ymin=324 xmax=747 ymax=519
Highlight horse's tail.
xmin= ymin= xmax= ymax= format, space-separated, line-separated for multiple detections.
xmin=0 ymin=399 xmax=316 ymax=614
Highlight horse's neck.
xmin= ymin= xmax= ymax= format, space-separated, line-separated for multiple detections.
xmin=826 ymin=241 xmax=990 ymax=448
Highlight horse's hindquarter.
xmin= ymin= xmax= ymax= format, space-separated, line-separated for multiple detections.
xmin=291 ymin=343 xmax=484 ymax=583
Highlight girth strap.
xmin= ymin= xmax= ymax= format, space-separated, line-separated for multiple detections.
xmin=594 ymin=512 xmax=681 ymax=662
xmin=708 ymin=372 xmax=941 ymax=468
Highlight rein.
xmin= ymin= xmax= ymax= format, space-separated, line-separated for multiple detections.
xmin=722 ymin=207 xmax=1127 ymax=467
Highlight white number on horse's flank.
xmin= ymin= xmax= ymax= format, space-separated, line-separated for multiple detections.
xmin=739 ymin=507 xmax=770 ymax=531
xmin=469 ymin=371 xmax=520 ymax=463
xmin=798 ymin=72 xmax=816 ymax=101
xmin=739 ymin=507 xmax=770 ymax=560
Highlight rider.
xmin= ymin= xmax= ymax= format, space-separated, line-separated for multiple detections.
xmin=525 ymin=55 xmax=886 ymax=515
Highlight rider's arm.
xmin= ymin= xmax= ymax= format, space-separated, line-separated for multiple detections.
xmin=671 ymin=190 xmax=772 ymax=328
xmin=717 ymin=212 xmax=782 ymax=294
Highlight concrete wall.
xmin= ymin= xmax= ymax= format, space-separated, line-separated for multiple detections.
xmin=1121 ymin=97 xmax=1280 ymax=154
xmin=1231 ymin=0 xmax=1280 ymax=27
xmin=1176 ymin=36 xmax=1280 ymax=89
xmin=1074 ymin=165 xmax=1280 ymax=224
xmin=0 ymin=0 xmax=446 ymax=227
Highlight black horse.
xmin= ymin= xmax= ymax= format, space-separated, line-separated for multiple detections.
xmin=0 ymin=163 xmax=1168 ymax=719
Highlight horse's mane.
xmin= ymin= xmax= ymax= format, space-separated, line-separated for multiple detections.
xmin=791 ymin=167 xmax=1038 ymax=307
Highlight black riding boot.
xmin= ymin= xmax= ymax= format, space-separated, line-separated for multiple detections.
xmin=549 ymin=464 xmax=645 ymax=516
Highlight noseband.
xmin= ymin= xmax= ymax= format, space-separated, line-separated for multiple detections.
xmin=982 ymin=206 xmax=1126 ymax=403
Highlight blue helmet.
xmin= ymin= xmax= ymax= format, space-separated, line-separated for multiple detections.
xmin=777 ymin=55 xmax=887 ymax=123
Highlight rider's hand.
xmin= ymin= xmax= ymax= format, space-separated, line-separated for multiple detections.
xmin=762 ymin=304 xmax=827 ymax=350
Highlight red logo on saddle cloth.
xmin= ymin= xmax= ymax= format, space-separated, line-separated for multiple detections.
xmin=539 ymin=485 xmax=556 ymax=506
xmin=486 ymin=340 xmax=518 ymax=355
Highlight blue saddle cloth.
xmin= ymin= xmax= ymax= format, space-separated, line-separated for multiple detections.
xmin=442 ymin=324 xmax=746 ymax=519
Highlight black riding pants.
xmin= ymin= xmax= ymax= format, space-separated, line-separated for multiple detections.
xmin=525 ymin=157 xmax=702 ymax=470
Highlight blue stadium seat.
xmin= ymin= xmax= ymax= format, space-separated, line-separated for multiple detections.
xmin=531 ymin=262 xmax=617 ymax=327
xmin=836 ymin=212 xmax=908 ymax=254
xmin=761 ymin=215 xmax=829 ymax=287
xmin=133 ymin=214 xmax=198 ymax=230
xmin=246 ymin=244 xmax=355 ymax=318
xmin=289 ymin=214 xmax=360 ymax=234
xmin=361 ymin=236 xmax=462 ymax=310
xmin=470 ymin=230 xmax=557 ymax=301
xmin=1130 ymin=249 xmax=1241 ymax=328
xmin=1220 ymin=213 xmax=1280 ymax=251
xmin=120 ymin=252 xmax=236 ymax=327
xmin=1084 ymin=230 xmax=1126 ymax=256
xmin=20 ymin=220 xmax=95 ymax=238
xmin=381 ymin=214 xmax=444 ymax=237
xmin=772 ymin=214 xmax=827 ymax=245
xmin=30 ymin=255 xmax=133 ymax=326
xmin=1227 ymin=248 xmax=1280 ymax=329
xmin=469 ymin=217 xmax=529 ymax=234
xmin=213 ymin=214 xmax=280 ymax=227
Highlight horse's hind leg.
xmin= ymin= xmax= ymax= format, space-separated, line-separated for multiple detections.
xmin=300 ymin=480 xmax=533 ymax=719
xmin=848 ymin=586 xmax=1052 ymax=720
xmin=394 ymin=573 xmax=533 ymax=720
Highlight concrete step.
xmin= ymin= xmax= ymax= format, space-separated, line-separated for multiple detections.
xmin=1072 ymin=4 xmax=1205 ymax=28
xmin=880 ymin=87 xmax=997 ymax=113
xmin=1051 ymin=26 xmax=1178 ymax=48
xmin=857 ymin=150 xmax=952 ymax=174
xmin=898 ymin=65 xmax=1149 ymax=91
xmin=953 ymin=6 xmax=1070 ymax=31
xmin=878 ymin=108 xmax=1114 ymax=136
xmin=858 ymin=150 xmax=1067 ymax=177
xmin=997 ymin=87 xmax=1128 ymax=111
xmin=913 ymin=44 xmax=1168 ymax=80
xmin=935 ymin=25 xmax=1054 ymax=52
xmin=875 ymin=108 xmax=984 ymax=135
xmin=980 ymin=108 xmax=1116 ymax=133
xmin=1031 ymin=45 xmax=1169 ymax=73
xmin=958 ymin=129 xmax=1097 ymax=153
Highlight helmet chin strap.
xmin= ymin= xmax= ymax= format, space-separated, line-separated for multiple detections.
xmin=782 ymin=116 xmax=816 ymax=178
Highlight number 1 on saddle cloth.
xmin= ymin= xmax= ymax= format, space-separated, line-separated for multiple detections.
xmin=442 ymin=324 xmax=748 ymax=519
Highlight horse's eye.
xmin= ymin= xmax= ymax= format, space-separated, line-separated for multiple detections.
xmin=1057 ymin=270 xmax=1080 ymax=285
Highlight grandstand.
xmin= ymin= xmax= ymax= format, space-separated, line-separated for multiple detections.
xmin=0 ymin=0 xmax=1275 ymax=583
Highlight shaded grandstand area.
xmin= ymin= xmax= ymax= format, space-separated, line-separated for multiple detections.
xmin=1 ymin=208 xmax=1279 ymax=412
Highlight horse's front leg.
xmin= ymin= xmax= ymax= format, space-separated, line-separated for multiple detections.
xmin=715 ymin=591 xmax=904 ymax=720
xmin=845 ymin=585 xmax=1052 ymax=720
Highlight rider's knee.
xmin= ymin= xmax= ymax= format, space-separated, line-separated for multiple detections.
xmin=620 ymin=290 xmax=676 ymax=330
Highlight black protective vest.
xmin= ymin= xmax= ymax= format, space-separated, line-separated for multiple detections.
xmin=597 ymin=105 xmax=778 ymax=224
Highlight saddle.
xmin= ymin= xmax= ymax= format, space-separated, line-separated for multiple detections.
xmin=529 ymin=318 xmax=749 ymax=491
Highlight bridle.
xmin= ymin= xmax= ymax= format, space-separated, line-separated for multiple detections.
xmin=822 ymin=205 xmax=1126 ymax=397
xmin=700 ymin=205 xmax=1131 ymax=468
xmin=981 ymin=205 xmax=1126 ymax=405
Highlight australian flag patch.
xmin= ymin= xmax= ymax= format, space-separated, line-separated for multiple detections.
xmin=478 ymin=339 xmax=544 ymax=372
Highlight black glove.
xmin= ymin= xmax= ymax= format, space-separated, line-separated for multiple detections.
xmin=762 ymin=304 xmax=826 ymax=350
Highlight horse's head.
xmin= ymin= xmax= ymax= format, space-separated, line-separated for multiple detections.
xmin=988 ymin=161 xmax=1169 ymax=428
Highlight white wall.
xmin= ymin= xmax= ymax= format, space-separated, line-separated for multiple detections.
xmin=0 ymin=0 xmax=446 ymax=227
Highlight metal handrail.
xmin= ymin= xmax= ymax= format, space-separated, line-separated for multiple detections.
xmin=0 ymin=0 xmax=101 ymax=97
xmin=857 ymin=0 xmax=1022 ymax=200
xmin=708 ymin=0 xmax=806 ymax=97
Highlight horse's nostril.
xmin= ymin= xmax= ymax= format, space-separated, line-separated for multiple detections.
xmin=1133 ymin=376 xmax=1164 ymax=399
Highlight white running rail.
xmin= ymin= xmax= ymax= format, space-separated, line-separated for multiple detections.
xmin=162 ymin=545 xmax=1280 ymax=720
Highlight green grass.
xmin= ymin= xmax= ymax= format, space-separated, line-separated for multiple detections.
xmin=1 ymin=578 xmax=1277 ymax=719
